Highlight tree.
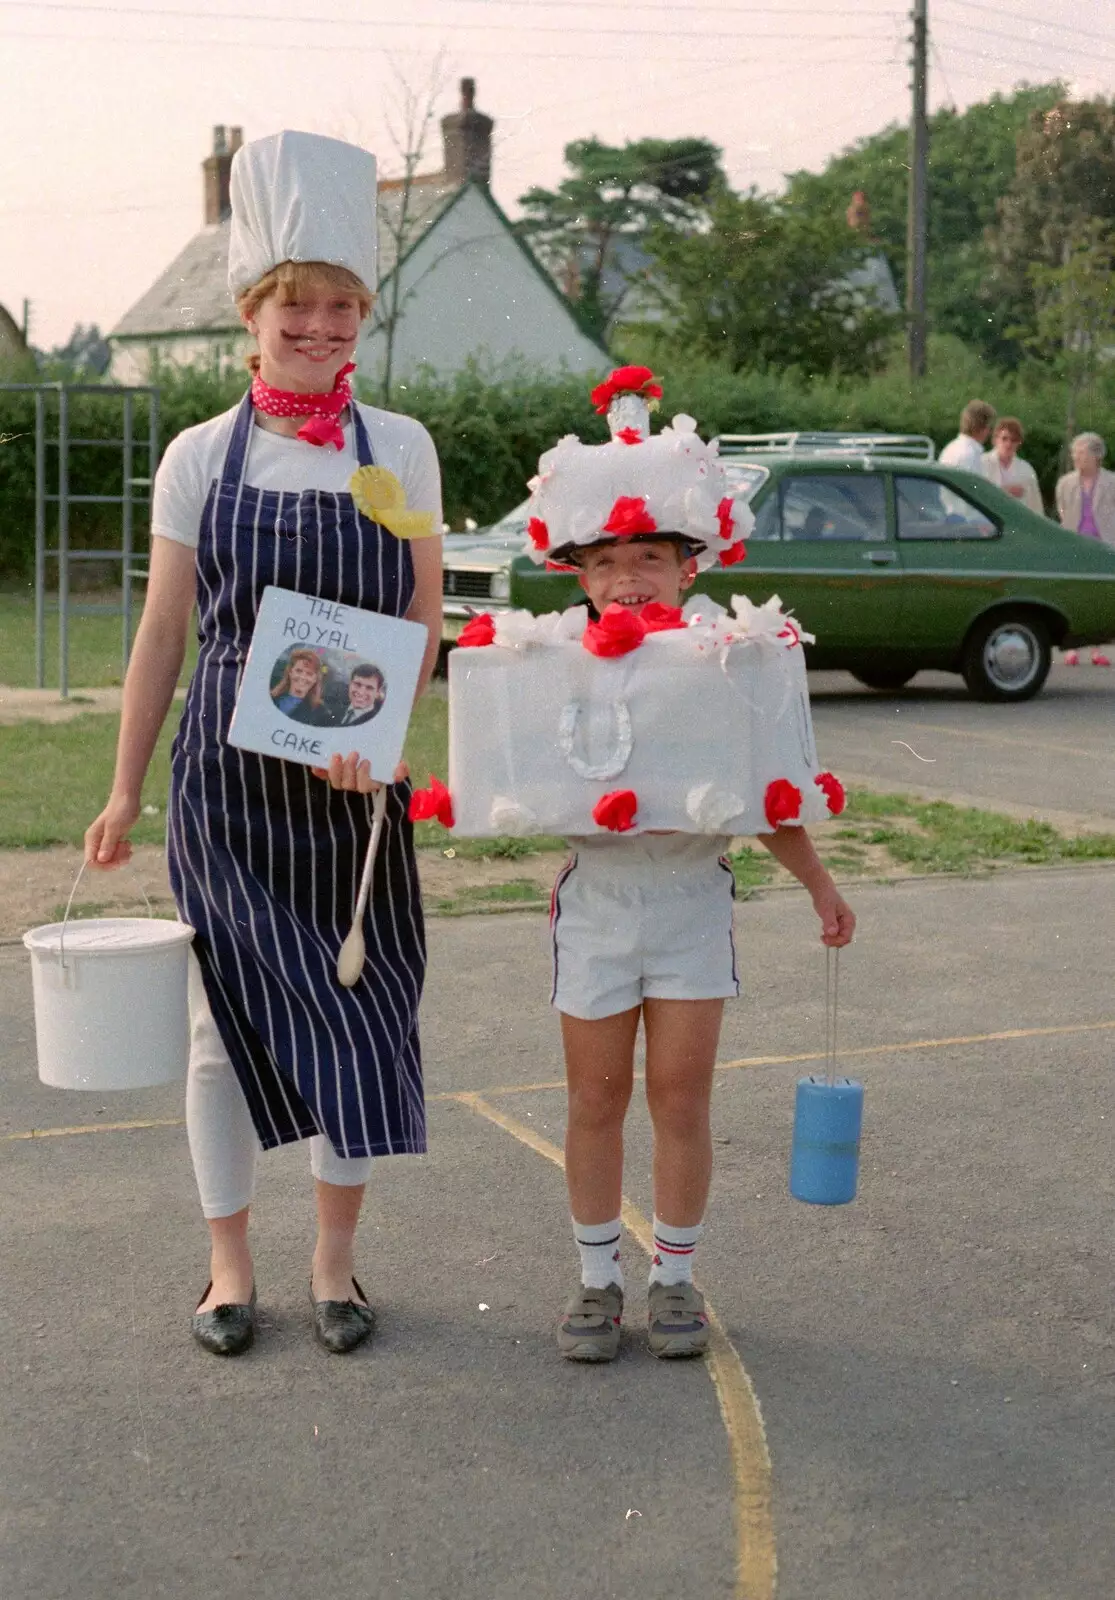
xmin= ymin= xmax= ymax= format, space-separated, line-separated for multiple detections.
xmin=645 ymin=189 xmax=897 ymax=378
xmin=987 ymin=97 xmax=1115 ymax=364
xmin=517 ymin=136 xmax=726 ymax=341
xmin=1025 ymin=221 xmax=1115 ymax=460
xmin=783 ymin=84 xmax=1065 ymax=363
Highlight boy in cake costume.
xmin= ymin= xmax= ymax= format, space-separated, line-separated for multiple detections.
xmin=437 ymin=367 xmax=855 ymax=1360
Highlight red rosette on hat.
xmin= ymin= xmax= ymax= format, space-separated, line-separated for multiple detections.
xmin=602 ymin=495 xmax=657 ymax=537
xmin=590 ymin=366 xmax=663 ymax=416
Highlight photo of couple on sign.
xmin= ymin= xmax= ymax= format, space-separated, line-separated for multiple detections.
xmin=269 ymin=646 xmax=387 ymax=730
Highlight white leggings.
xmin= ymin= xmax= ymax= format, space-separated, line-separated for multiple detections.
xmin=187 ymin=956 xmax=372 ymax=1219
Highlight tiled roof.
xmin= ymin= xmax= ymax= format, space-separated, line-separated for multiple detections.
xmin=110 ymin=174 xmax=459 ymax=340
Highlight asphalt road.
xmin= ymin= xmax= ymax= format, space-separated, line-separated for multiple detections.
xmin=807 ymin=660 xmax=1115 ymax=826
xmin=3 ymin=856 xmax=1115 ymax=1600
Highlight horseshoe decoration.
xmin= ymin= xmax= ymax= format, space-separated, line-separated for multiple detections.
xmin=558 ymin=700 xmax=634 ymax=780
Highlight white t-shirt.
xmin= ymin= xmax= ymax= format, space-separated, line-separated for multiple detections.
xmin=938 ymin=435 xmax=985 ymax=472
xmin=150 ymin=401 xmax=442 ymax=549
xmin=979 ymin=451 xmax=1044 ymax=515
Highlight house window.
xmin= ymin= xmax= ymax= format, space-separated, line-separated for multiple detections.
xmin=896 ymin=477 xmax=998 ymax=540
xmin=781 ymin=475 xmax=888 ymax=542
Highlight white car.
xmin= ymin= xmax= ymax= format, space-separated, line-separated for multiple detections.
xmin=440 ymin=503 xmax=528 ymax=640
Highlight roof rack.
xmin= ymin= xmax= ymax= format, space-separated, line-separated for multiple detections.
xmin=717 ymin=431 xmax=936 ymax=461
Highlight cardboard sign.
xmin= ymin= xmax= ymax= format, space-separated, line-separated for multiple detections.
xmin=227 ymin=586 xmax=427 ymax=779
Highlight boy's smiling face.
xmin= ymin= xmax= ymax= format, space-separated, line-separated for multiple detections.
xmin=577 ymin=538 xmax=696 ymax=612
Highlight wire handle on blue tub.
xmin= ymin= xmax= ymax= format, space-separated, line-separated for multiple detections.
xmin=59 ymin=859 xmax=154 ymax=969
xmin=825 ymin=946 xmax=840 ymax=1087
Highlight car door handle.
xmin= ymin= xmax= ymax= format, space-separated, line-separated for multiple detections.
xmin=863 ymin=549 xmax=898 ymax=564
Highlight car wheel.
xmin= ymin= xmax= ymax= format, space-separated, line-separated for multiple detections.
xmin=961 ymin=613 xmax=1051 ymax=701
xmin=851 ymin=668 xmax=916 ymax=692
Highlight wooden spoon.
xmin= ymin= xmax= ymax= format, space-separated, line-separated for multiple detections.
xmin=336 ymin=784 xmax=389 ymax=988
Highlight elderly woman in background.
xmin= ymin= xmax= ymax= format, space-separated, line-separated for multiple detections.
xmin=1056 ymin=433 xmax=1115 ymax=666
xmin=980 ymin=418 xmax=1043 ymax=514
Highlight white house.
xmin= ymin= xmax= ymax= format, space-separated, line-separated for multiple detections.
xmin=108 ymin=84 xmax=607 ymax=388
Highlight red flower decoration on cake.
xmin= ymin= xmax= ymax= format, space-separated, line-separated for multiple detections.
xmin=593 ymin=789 xmax=638 ymax=833
xmin=408 ymin=774 xmax=455 ymax=828
xmin=716 ymin=496 xmax=736 ymax=541
xmin=590 ymin=365 xmax=663 ymax=415
xmin=457 ymin=613 xmax=496 ymax=647
xmin=815 ymin=771 xmax=846 ymax=815
xmin=583 ymin=603 xmax=647 ymax=658
xmin=764 ymin=778 xmax=802 ymax=828
xmin=527 ymin=516 xmax=550 ymax=552
xmin=615 ymin=427 xmax=643 ymax=446
xmin=778 ymin=617 xmax=802 ymax=647
xmin=639 ymin=602 xmax=685 ymax=633
xmin=718 ymin=540 xmax=747 ymax=568
xmin=603 ymin=495 xmax=657 ymax=537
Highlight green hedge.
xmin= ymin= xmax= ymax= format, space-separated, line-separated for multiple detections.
xmin=2 ymin=343 xmax=1111 ymax=581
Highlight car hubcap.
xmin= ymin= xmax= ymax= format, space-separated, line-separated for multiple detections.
xmin=983 ymin=625 xmax=1039 ymax=690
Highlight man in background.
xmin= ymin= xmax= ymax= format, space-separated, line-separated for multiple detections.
xmin=940 ymin=400 xmax=996 ymax=470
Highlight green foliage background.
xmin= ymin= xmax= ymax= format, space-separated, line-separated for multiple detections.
xmin=2 ymin=341 xmax=1113 ymax=582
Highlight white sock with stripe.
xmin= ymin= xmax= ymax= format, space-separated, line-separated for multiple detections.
xmin=573 ymin=1217 xmax=624 ymax=1290
xmin=649 ymin=1217 xmax=703 ymax=1286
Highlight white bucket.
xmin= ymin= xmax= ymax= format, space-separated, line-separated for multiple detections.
xmin=23 ymin=916 xmax=195 ymax=1090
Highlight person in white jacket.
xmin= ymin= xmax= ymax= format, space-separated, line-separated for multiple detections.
xmin=939 ymin=399 xmax=995 ymax=470
xmin=980 ymin=417 xmax=1044 ymax=515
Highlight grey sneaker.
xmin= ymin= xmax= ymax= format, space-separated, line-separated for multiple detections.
xmin=557 ymin=1283 xmax=623 ymax=1362
xmin=647 ymin=1281 xmax=710 ymax=1358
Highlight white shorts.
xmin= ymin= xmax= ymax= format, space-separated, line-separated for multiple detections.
xmin=550 ymin=835 xmax=740 ymax=1021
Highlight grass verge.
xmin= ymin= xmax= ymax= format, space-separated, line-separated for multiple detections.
xmin=0 ymin=593 xmax=198 ymax=690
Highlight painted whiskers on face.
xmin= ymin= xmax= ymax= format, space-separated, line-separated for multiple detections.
xmin=249 ymin=283 xmax=363 ymax=394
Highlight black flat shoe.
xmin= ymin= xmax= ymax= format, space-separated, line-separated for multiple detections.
xmin=191 ymin=1283 xmax=257 ymax=1357
xmin=309 ymin=1276 xmax=376 ymax=1354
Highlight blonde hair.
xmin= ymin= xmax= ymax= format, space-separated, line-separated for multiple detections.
xmin=271 ymin=648 xmax=325 ymax=709
xmin=238 ymin=260 xmax=373 ymax=375
xmin=960 ymin=400 xmax=996 ymax=438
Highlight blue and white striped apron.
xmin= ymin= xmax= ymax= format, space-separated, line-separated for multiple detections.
xmin=167 ymin=394 xmax=427 ymax=1159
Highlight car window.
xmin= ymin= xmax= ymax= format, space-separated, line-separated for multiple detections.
xmin=747 ymin=491 xmax=781 ymax=541
xmin=896 ymin=477 xmax=998 ymax=540
xmin=721 ymin=462 xmax=770 ymax=502
xmin=781 ymin=474 xmax=888 ymax=542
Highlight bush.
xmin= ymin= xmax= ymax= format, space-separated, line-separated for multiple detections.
xmin=2 ymin=343 xmax=1112 ymax=581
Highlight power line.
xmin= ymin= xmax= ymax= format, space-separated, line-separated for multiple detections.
xmin=933 ymin=37 xmax=1110 ymax=77
xmin=0 ymin=1 xmax=891 ymax=43
xmin=935 ymin=18 xmax=1115 ymax=66
xmin=935 ymin=0 xmax=1115 ymax=51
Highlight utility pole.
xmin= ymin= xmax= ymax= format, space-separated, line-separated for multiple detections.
xmin=906 ymin=0 xmax=929 ymax=378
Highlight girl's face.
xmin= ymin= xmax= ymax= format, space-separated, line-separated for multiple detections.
xmin=246 ymin=281 xmax=362 ymax=393
xmin=994 ymin=430 xmax=1019 ymax=465
xmin=289 ymin=658 xmax=317 ymax=697
xmin=577 ymin=539 xmax=696 ymax=612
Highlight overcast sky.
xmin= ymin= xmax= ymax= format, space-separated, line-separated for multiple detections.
xmin=2 ymin=0 xmax=1112 ymax=350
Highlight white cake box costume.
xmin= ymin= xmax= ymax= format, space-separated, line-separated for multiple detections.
xmin=448 ymin=594 xmax=835 ymax=836
xmin=427 ymin=368 xmax=845 ymax=840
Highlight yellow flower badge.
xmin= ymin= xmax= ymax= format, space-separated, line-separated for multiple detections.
xmin=349 ymin=466 xmax=437 ymax=540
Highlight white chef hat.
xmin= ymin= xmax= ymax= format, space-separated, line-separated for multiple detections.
xmin=523 ymin=368 xmax=754 ymax=572
xmin=227 ymin=130 xmax=378 ymax=298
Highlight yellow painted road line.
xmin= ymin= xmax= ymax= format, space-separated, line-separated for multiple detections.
xmin=2 ymin=1116 xmax=184 ymax=1143
xmin=10 ymin=1019 xmax=1115 ymax=1145
xmin=451 ymin=1090 xmax=777 ymax=1600
xmin=716 ymin=1017 xmax=1115 ymax=1074
xmin=890 ymin=719 xmax=1112 ymax=763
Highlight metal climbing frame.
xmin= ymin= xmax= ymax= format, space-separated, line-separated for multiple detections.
xmin=2 ymin=382 xmax=159 ymax=697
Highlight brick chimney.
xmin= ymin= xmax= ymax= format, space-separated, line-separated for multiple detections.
xmin=441 ymin=78 xmax=493 ymax=186
xmin=203 ymin=125 xmax=243 ymax=226
xmin=846 ymin=189 xmax=872 ymax=233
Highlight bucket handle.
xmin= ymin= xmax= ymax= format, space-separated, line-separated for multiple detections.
xmin=58 ymin=859 xmax=154 ymax=971
xmin=824 ymin=946 xmax=840 ymax=1087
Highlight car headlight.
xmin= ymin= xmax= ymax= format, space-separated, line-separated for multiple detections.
xmin=489 ymin=570 xmax=511 ymax=602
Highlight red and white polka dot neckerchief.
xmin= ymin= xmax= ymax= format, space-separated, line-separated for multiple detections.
xmin=250 ymin=361 xmax=356 ymax=450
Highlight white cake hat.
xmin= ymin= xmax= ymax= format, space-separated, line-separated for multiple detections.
xmin=523 ymin=367 xmax=753 ymax=571
xmin=227 ymin=130 xmax=378 ymax=298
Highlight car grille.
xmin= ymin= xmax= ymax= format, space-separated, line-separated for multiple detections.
xmin=443 ymin=570 xmax=494 ymax=599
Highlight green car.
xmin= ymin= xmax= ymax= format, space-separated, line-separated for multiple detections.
xmin=505 ymin=433 xmax=1115 ymax=702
